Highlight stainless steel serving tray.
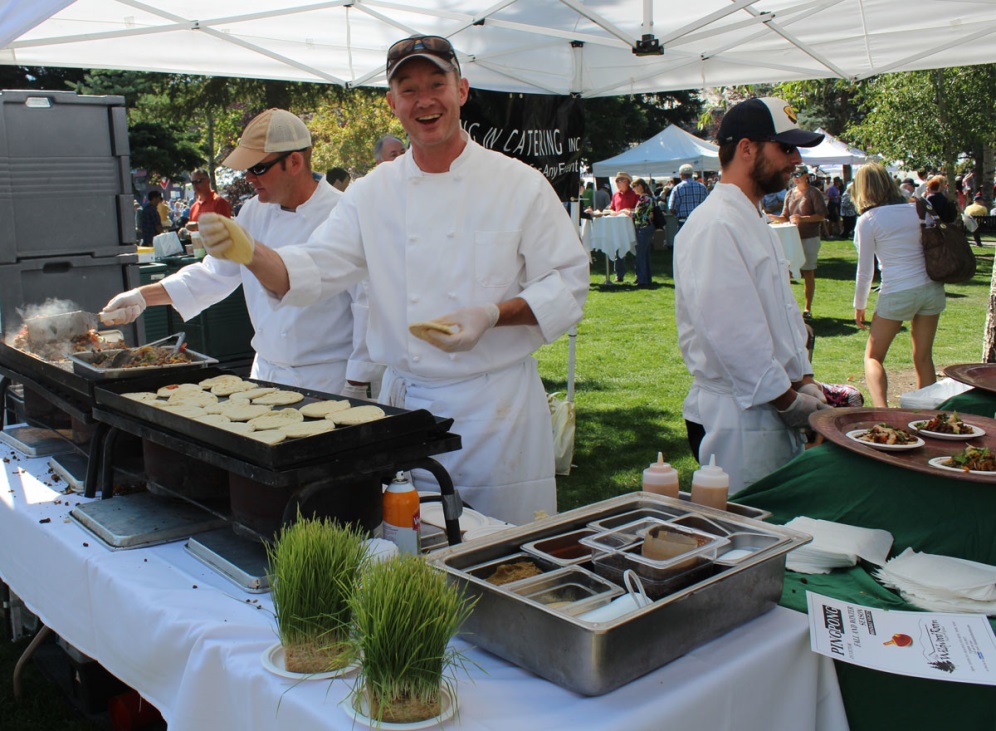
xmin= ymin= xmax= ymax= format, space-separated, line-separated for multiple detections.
xmin=429 ymin=492 xmax=810 ymax=696
xmin=70 ymin=348 xmax=218 ymax=380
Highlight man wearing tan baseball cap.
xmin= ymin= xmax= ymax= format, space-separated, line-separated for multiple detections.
xmin=100 ymin=108 xmax=380 ymax=398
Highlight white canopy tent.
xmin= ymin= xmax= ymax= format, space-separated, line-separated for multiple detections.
xmin=799 ymin=128 xmax=871 ymax=167
xmin=592 ymin=125 xmax=718 ymax=178
xmin=2 ymin=1 xmax=996 ymax=99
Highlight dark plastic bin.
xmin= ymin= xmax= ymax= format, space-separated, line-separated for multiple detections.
xmin=0 ymin=253 xmax=143 ymax=345
xmin=0 ymin=89 xmax=136 ymax=263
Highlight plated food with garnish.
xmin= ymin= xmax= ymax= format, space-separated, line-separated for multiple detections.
xmin=928 ymin=445 xmax=996 ymax=474
xmin=846 ymin=424 xmax=924 ymax=450
xmin=908 ymin=412 xmax=985 ymax=440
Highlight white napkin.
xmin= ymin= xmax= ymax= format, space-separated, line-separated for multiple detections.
xmin=874 ymin=548 xmax=996 ymax=615
xmin=784 ymin=517 xmax=894 ymax=574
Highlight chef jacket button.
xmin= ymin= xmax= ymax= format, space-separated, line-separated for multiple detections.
xmin=412 ymin=354 xmax=421 ymax=363
xmin=449 ymin=353 xmax=457 ymax=361
xmin=446 ymin=231 xmax=455 ymax=238
xmin=410 ymin=296 xmax=418 ymax=303
xmin=447 ymin=292 xmax=456 ymax=299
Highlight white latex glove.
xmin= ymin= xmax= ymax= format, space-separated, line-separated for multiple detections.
xmin=776 ymin=391 xmax=832 ymax=429
xmin=99 ymin=289 xmax=147 ymax=325
xmin=341 ymin=382 xmax=370 ymax=400
xmin=199 ymin=213 xmax=254 ymax=263
xmin=421 ymin=304 xmax=500 ymax=353
xmin=798 ymin=381 xmax=828 ymax=404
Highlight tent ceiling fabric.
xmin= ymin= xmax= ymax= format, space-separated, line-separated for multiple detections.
xmin=1 ymin=1 xmax=996 ymax=97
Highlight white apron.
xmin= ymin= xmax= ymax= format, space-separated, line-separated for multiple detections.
xmin=381 ymin=358 xmax=556 ymax=526
xmin=251 ymin=355 xmax=347 ymax=395
xmin=685 ymin=381 xmax=805 ymax=494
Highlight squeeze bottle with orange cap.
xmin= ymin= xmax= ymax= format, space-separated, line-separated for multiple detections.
xmin=381 ymin=472 xmax=420 ymax=555
xmin=642 ymin=452 xmax=680 ymax=498
xmin=689 ymin=455 xmax=729 ymax=511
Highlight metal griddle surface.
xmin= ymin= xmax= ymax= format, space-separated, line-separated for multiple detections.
xmin=94 ymin=368 xmax=453 ymax=470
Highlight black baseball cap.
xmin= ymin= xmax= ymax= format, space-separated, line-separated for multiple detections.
xmin=386 ymin=35 xmax=460 ymax=81
xmin=717 ymin=97 xmax=824 ymax=147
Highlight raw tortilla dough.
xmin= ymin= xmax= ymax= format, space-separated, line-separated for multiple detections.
xmin=229 ymin=387 xmax=278 ymax=402
xmin=248 ymin=429 xmax=287 ymax=445
xmin=252 ymin=390 xmax=305 ymax=406
xmin=249 ymin=409 xmax=304 ymax=430
xmin=220 ymin=403 xmax=272 ymax=422
xmin=156 ymin=383 xmax=202 ymax=398
xmin=198 ymin=374 xmax=242 ymax=389
xmin=279 ymin=420 xmax=336 ymax=438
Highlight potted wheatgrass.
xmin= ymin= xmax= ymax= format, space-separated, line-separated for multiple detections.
xmin=266 ymin=514 xmax=369 ymax=674
xmin=348 ymin=554 xmax=476 ymax=725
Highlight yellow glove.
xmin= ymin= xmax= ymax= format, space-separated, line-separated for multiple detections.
xmin=198 ymin=213 xmax=254 ymax=264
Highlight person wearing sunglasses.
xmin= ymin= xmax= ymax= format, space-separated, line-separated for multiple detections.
xmin=196 ymin=35 xmax=589 ymax=526
xmin=769 ymin=164 xmax=827 ymax=319
xmin=186 ymin=168 xmax=232 ymax=224
xmin=100 ymin=109 xmax=380 ymax=398
xmin=674 ymin=97 xmax=829 ymax=494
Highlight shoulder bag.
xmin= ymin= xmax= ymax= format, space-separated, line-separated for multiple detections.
xmin=914 ymin=198 xmax=976 ymax=284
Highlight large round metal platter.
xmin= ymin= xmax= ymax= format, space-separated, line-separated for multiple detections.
xmin=908 ymin=420 xmax=986 ymax=441
xmin=809 ymin=407 xmax=996 ymax=483
xmin=845 ymin=429 xmax=924 ymax=451
xmin=942 ymin=363 xmax=996 ymax=394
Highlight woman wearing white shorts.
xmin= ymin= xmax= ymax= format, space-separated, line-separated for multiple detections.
xmin=852 ymin=164 xmax=945 ymax=407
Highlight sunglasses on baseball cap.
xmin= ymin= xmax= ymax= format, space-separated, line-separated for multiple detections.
xmin=386 ymin=35 xmax=460 ymax=81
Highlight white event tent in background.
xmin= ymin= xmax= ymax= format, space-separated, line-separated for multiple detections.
xmin=591 ymin=125 xmax=718 ymax=179
xmin=2 ymin=1 xmax=996 ymax=99
xmin=799 ymin=128 xmax=871 ymax=167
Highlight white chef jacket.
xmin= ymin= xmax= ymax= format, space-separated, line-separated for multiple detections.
xmin=161 ymin=180 xmax=381 ymax=393
xmin=276 ymin=135 xmax=589 ymax=523
xmin=674 ymin=183 xmax=812 ymax=492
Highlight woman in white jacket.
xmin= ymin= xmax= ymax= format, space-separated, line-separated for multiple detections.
xmin=852 ymin=164 xmax=945 ymax=407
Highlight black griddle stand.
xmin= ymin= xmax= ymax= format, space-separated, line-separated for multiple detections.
xmin=91 ymin=406 xmax=465 ymax=546
xmin=0 ymin=363 xmax=112 ymax=489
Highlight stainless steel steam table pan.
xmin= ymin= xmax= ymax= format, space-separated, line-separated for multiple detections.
xmin=428 ymin=492 xmax=810 ymax=696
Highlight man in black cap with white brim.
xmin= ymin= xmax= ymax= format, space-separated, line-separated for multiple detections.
xmin=674 ymin=97 xmax=831 ymax=492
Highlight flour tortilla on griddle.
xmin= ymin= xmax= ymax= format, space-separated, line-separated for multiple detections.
xmin=279 ymin=420 xmax=336 ymax=438
xmin=252 ymin=389 xmax=305 ymax=406
xmin=299 ymin=399 xmax=352 ymax=419
xmin=249 ymin=409 xmax=304 ymax=430
xmin=327 ymin=405 xmax=386 ymax=426
xmin=228 ymin=387 xmax=277 ymax=402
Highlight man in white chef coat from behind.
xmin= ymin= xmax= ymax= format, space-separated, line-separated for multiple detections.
xmin=196 ymin=36 xmax=589 ymax=526
xmin=100 ymin=109 xmax=379 ymax=398
xmin=674 ymin=98 xmax=831 ymax=493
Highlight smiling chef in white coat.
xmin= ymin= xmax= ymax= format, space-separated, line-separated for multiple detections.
xmin=196 ymin=36 xmax=589 ymax=526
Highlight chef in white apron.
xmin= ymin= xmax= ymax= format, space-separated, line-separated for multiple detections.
xmin=198 ymin=36 xmax=588 ymax=526
xmin=100 ymin=109 xmax=380 ymax=398
xmin=674 ymin=97 xmax=831 ymax=493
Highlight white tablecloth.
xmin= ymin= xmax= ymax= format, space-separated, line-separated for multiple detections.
xmin=0 ymin=441 xmax=849 ymax=731
xmin=769 ymin=223 xmax=805 ymax=279
xmin=581 ymin=215 xmax=637 ymax=259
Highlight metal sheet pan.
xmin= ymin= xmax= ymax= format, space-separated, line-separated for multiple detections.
xmin=809 ymin=406 xmax=996 ymax=483
xmin=429 ymin=493 xmax=810 ymax=696
xmin=94 ymin=367 xmax=453 ymax=470
xmin=70 ymin=347 xmax=217 ymax=380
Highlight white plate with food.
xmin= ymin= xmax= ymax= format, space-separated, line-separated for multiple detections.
xmin=418 ymin=503 xmax=491 ymax=532
xmin=908 ymin=416 xmax=985 ymax=441
xmin=928 ymin=446 xmax=996 ymax=475
xmin=845 ymin=427 xmax=924 ymax=451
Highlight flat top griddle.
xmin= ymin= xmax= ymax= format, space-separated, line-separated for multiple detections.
xmin=93 ymin=367 xmax=456 ymax=471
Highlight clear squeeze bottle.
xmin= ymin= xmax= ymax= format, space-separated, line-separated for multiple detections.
xmin=381 ymin=471 xmax=421 ymax=555
xmin=642 ymin=452 xmax=680 ymax=498
xmin=689 ymin=454 xmax=729 ymax=511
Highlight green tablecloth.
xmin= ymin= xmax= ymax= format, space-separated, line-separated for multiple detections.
xmin=939 ymin=387 xmax=996 ymax=418
xmin=735 ymin=441 xmax=996 ymax=731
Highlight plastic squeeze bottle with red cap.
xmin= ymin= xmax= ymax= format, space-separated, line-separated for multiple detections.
xmin=689 ymin=454 xmax=729 ymax=511
xmin=642 ymin=452 xmax=680 ymax=498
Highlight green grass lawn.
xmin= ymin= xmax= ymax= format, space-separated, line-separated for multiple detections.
xmin=538 ymin=236 xmax=994 ymax=507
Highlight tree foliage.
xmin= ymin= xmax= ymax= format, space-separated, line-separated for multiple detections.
xmin=582 ymin=91 xmax=704 ymax=171
xmin=846 ymin=65 xmax=996 ymax=172
xmin=309 ymin=88 xmax=405 ymax=178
